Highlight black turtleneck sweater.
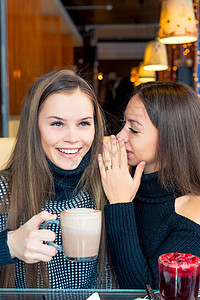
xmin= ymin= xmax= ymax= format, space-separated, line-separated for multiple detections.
xmin=104 ymin=172 xmax=200 ymax=289
xmin=0 ymin=151 xmax=115 ymax=288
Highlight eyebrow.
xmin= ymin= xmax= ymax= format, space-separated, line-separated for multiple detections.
xmin=129 ymin=119 xmax=143 ymax=128
xmin=47 ymin=116 xmax=94 ymax=121
xmin=123 ymin=114 xmax=143 ymax=127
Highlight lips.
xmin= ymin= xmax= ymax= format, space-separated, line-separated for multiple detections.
xmin=126 ymin=150 xmax=133 ymax=157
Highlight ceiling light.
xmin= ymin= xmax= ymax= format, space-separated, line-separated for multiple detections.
xmin=143 ymin=40 xmax=168 ymax=71
xmin=138 ymin=63 xmax=156 ymax=82
xmin=158 ymin=0 xmax=197 ymax=44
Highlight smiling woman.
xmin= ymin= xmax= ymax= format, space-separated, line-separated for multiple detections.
xmin=0 ymin=69 xmax=115 ymax=289
xmin=38 ymin=91 xmax=95 ymax=170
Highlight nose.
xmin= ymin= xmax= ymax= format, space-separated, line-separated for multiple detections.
xmin=63 ymin=127 xmax=79 ymax=143
xmin=117 ymin=125 xmax=128 ymax=143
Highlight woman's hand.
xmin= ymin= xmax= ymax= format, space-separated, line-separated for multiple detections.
xmin=98 ymin=135 xmax=146 ymax=204
xmin=7 ymin=211 xmax=57 ymax=263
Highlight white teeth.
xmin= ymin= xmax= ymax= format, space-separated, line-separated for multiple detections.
xmin=59 ymin=148 xmax=79 ymax=154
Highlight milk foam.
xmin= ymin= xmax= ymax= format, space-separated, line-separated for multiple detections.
xmin=61 ymin=208 xmax=101 ymax=231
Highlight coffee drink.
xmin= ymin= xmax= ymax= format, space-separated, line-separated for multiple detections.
xmin=42 ymin=208 xmax=102 ymax=262
xmin=61 ymin=208 xmax=101 ymax=260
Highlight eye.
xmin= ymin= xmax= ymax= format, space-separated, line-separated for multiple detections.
xmin=78 ymin=121 xmax=91 ymax=127
xmin=51 ymin=121 xmax=64 ymax=127
xmin=128 ymin=127 xmax=139 ymax=134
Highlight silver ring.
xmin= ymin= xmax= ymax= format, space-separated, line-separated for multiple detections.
xmin=106 ymin=166 xmax=112 ymax=171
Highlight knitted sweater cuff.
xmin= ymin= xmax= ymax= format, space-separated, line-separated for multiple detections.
xmin=104 ymin=202 xmax=135 ymax=225
xmin=0 ymin=229 xmax=18 ymax=266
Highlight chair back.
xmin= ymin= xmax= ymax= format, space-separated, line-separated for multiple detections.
xmin=0 ymin=137 xmax=16 ymax=169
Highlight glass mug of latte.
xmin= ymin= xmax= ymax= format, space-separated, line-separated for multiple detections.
xmin=43 ymin=208 xmax=102 ymax=262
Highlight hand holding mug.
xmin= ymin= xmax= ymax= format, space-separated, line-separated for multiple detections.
xmin=7 ymin=211 xmax=57 ymax=263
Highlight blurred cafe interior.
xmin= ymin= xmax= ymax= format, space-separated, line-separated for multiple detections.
xmin=0 ymin=0 xmax=200 ymax=137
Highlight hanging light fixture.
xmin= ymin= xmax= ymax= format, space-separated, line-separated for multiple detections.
xmin=158 ymin=0 xmax=197 ymax=44
xmin=143 ymin=40 xmax=168 ymax=71
xmin=138 ymin=63 xmax=156 ymax=83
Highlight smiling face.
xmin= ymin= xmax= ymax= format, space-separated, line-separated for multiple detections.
xmin=38 ymin=90 xmax=95 ymax=170
xmin=117 ymin=94 xmax=159 ymax=174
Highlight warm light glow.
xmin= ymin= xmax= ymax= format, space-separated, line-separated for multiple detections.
xmin=138 ymin=77 xmax=156 ymax=82
xmin=138 ymin=63 xmax=156 ymax=82
xmin=160 ymin=36 xmax=197 ymax=44
xmin=130 ymin=67 xmax=139 ymax=83
xmin=158 ymin=0 xmax=197 ymax=44
xmin=143 ymin=40 xmax=168 ymax=71
xmin=97 ymin=72 xmax=103 ymax=80
xmin=144 ymin=65 xmax=168 ymax=71
xmin=13 ymin=70 xmax=21 ymax=78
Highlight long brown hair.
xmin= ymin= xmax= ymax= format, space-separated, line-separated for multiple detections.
xmin=134 ymin=81 xmax=200 ymax=194
xmin=0 ymin=69 xmax=108 ymax=287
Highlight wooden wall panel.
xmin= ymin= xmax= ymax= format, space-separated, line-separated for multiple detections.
xmin=7 ymin=1 xmax=75 ymax=116
xmin=62 ymin=34 xmax=74 ymax=69
xmin=7 ymin=0 xmax=44 ymax=115
xmin=42 ymin=16 xmax=62 ymax=73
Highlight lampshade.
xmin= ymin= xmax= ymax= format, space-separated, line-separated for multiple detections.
xmin=158 ymin=0 xmax=197 ymax=44
xmin=143 ymin=40 xmax=168 ymax=71
xmin=138 ymin=63 xmax=156 ymax=82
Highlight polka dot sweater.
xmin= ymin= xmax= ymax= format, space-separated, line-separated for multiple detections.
xmin=0 ymin=151 xmax=114 ymax=288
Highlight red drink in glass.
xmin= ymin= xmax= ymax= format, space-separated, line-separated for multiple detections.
xmin=158 ymin=253 xmax=200 ymax=300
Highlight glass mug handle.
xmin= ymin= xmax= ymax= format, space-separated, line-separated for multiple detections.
xmin=42 ymin=219 xmax=62 ymax=251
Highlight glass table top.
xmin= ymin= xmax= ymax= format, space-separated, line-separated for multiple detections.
xmin=0 ymin=288 xmax=148 ymax=300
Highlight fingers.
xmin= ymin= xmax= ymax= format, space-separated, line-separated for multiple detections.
xmin=118 ymin=137 xmax=128 ymax=168
xmin=132 ymin=161 xmax=146 ymax=191
xmin=103 ymin=141 xmax=112 ymax=168
xmin=22 ymin=228 xmax=57 ymax=263
xmin=28 ymin=211 xmax=57 ymax=229
xmin=27 ymin=228 xmax=56 ymax=243
xmin=23 ymin=244 xmax=57 ymax=264
xmin=99 ymin=135 xmax=128 ymax=172
xmin=98 ymin=153 xmax=106 ymax=178
xmin=7 ymin=227 xmax=58 ymax=263
xmin=7 ymin=211 xmax=58 ymax=263
xmin=103 ymin=135 xmax=120 ymax=167
xmin=110 ymin=135 xmax=128 ymax=170
xmin=29 ymin=253 xmax=54 ymax=263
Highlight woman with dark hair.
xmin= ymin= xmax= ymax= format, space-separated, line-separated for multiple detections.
xmin=0 ymin=69 xmax=115 ymax=288
xmin=98 ymin=81 xmax=200 ymax=289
